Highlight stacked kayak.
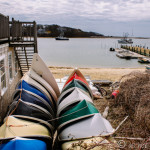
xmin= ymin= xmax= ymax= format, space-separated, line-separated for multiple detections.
xmin=0 ymin=53 xmax=60 ymax=150
xmin=57 ymin=69 xmax=116 ymax=149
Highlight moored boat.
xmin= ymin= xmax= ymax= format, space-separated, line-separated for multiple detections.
xmin=55 ymin=36 xmax=69 ymax=40
xmin=118 ymin=33 xmax=133 ymax=44
xmin=118 ymin=38 xmax=133 ymax=44
xmin=138 ymin=57 xmax=150 ymax=63
xmin=145 ymin=65 xmax=150 ymax=70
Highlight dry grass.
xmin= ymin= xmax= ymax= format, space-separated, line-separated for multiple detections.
xmin=51 ymin=67 xmax=150 ymax=149
xmin=114 ymin=71 xmax=150 ymax=138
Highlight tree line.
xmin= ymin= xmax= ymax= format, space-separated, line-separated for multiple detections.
xmin=37 ymin=24 xmax=104 ymax=37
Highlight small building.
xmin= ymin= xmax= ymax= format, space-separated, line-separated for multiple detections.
xmin=0 ymin=13 xmax=37 ymax=123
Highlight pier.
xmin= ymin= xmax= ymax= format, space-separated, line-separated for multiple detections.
xmin=115 ymin=48 xmax=145 ymax=59
xmin=121 ymin=45 xmax=150 ymax=57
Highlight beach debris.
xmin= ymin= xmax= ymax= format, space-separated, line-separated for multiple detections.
xmin=111 ymin=90 xmax=119 ymax=99
xmin=114 ymin=71 xmax=150 ymax=138
xmin=102 ymin=106 xmax=109 ymax=118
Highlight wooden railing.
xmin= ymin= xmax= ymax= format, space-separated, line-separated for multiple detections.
xmin=9 ymin=18 xmax=38 ymax=53
xmin=0 ymin=13 xmax=9 ymax=39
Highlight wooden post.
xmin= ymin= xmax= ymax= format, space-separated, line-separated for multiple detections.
xmin=33 ymin=21 xmax=38 ymax=53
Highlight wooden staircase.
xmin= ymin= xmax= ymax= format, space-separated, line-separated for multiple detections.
xmin=9 ymin=19 xmax=38 ymax=75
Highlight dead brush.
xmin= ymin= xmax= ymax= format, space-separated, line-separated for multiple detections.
xmin=114 ymin=71 xmax=150 ymax=138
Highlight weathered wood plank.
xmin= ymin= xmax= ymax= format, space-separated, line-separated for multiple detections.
xmin=0 ymin=14 xmax=9 ymax=39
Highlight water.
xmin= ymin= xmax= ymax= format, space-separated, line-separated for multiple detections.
xmin=38 ymin=38 xmax=150 ymax=68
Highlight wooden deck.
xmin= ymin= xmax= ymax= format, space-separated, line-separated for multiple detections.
xmin=0 ymin=13 xmax=38 ymax=75
xmin=115 ymin=48 xmax=145 ymax=59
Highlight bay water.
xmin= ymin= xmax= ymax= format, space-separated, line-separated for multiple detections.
xmin=38 ymin=38 xmax=150 ymax=68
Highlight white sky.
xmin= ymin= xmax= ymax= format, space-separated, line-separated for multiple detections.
xmin=1 ymin=0 xmax=150 ymax=37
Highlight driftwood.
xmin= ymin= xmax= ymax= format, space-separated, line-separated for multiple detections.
xmin=114 ymin=137 xmax=144 ymax=141
xmin=102 ymin=106 xmax=109 ymax=118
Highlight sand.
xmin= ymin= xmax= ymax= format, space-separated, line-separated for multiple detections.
xmin=49 ymin=67 xmax=145 ymax=81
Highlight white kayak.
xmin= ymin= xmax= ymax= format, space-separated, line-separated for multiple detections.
xmin=27 ymin=68 xmax=57 ymax=104
xmin=58 ymin=87 xmax=91 ymax=105
xmin=58 ymin=113 xmax=115 ymax=141
xmin=31 ymin=53 xmax=60 ymax=97
xmin=57 ymin=88 xmax=93 ymax=116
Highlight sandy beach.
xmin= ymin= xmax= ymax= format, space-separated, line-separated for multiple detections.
xmin=49 ymin=67 xmax=145 ymax=81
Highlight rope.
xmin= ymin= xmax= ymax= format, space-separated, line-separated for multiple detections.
xmin=6 ymin=105 xmax=89 ymax=128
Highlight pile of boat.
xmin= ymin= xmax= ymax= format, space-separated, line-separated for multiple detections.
xmin=0 ymin=54 xmax=60 ymax=150
xmin=56 ymin=69 xmax=116 ymax=149
xmin=0 ymin=54 xmax=117 ymax=150
xmin=56 ymin=75 xmax=102 ymax=99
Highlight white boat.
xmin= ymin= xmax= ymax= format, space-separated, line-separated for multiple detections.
xmin=57 ymin=87 xmax=91 ymax=104
xmin=57 ymin=88 xmax=93 ymax=116
xmin=118 ymin=38 xmax=133 ymax=44
xmin=31 ymin=54 xmax=60 ymax=97
xmin=55 ymin=36 xmax=69 ymax=40
xmin=116 ymin=52 xmax=132 ymax=59
xmin=27 ymin=68 xmax=57 ymax=104
xmin=58 ymin=113 xmax=115 ymax=141
xmin=118 ymin=33 xmax=133 ymax=44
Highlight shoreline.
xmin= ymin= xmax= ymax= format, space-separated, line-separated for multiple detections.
xmin=49 ymin=66 xmax=145 ymax=81
xmin=38 ymin=37 xmax=150 ymax=39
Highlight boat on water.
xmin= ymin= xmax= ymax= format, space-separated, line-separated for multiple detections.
xmin=116 ymin=52 xmax=132 ymax=59
xmin=145 ymin=65 xmax=150 ymax=70
xmin=109 ymin=47 xmax=115 ymax=51
xmin=55 ymin=36 xmax=69 ymax=40
xmin=138 ymin=57 xmax=150 ymax=63
xmin=118 ymin=33 xmax=133 ymax=44
xmin=118 ymin=38 xmax=133 ymax=44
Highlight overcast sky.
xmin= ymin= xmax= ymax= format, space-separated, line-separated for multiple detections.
xmin=1 ymin=0 xmax=150 ymax=37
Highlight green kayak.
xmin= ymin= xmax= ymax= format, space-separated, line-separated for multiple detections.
xmin=58 ymin=100 xmax=99 ymax=126
xmin=61 ymin=79 xmax=92 ymax=98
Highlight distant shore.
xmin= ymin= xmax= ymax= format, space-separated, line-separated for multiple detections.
xmin=49 ymin=67 xmax=145 ymax=81
xmin=38 ymin=36 xmax=150 ymax=39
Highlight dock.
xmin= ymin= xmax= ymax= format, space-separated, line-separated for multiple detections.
xmin=115 ymin=48 xmax=144 ymax=59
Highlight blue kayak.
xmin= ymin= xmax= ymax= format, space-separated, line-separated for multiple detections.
xmin=0 ymin=138 xmax=47 ymax=150
xmin=16 ymin=80 xmax=52 ymax=107
xmin=13 ymin=89 xmax=54 ymax=115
